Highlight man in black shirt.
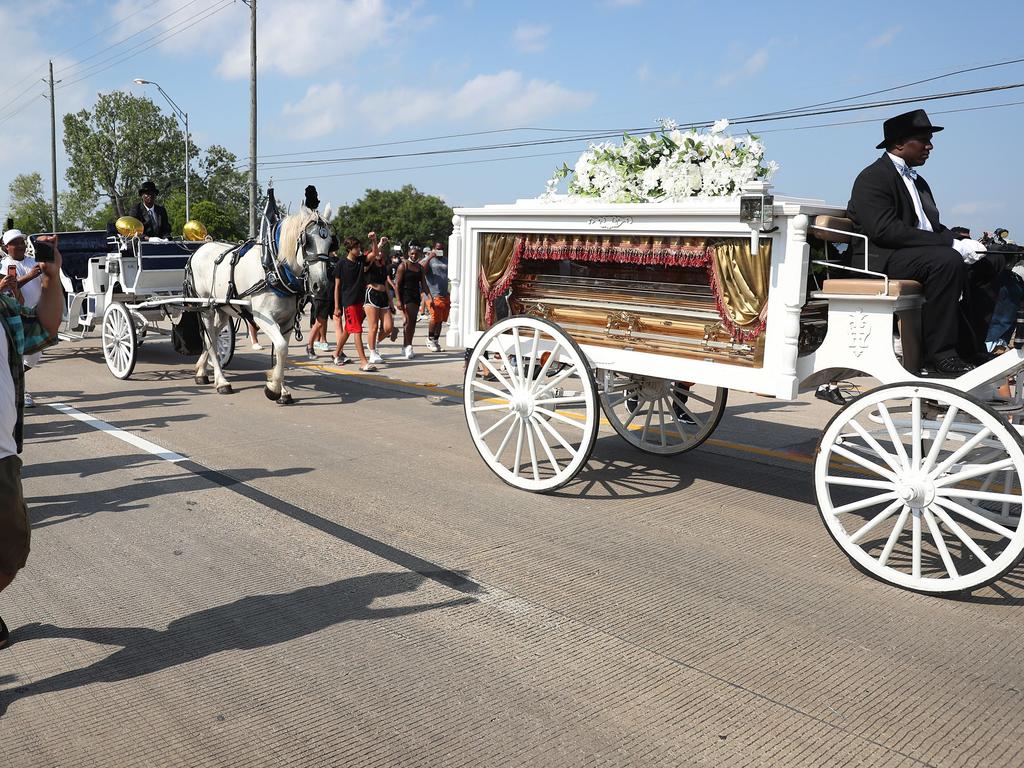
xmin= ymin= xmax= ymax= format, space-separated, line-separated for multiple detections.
xmin=332 ymin=232 xmax=381 ymax=371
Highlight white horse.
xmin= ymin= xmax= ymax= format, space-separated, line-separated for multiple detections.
xmin=186 ymin=206 xmax=333 ymax=404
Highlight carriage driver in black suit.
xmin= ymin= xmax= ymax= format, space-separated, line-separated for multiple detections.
xmin=128 ymin=180 xmax=172 ymax=240
xmin=847 ymin=109 xmax=989 ymax=376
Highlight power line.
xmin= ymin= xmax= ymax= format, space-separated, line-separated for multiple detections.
xmin=57 ymin=1 xmax=235 ymax=90
xmin=273 ymin=99 xmax=1024 ymax=183
xmin=249 ymin=81 xmax=1024 ymax=172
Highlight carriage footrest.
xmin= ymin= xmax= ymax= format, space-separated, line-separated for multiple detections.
xmin=820 ymin=279 xmax=922 ymax=297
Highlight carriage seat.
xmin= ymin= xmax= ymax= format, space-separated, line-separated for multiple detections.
xmin=820 ymin=278 xmax=922 ymax=296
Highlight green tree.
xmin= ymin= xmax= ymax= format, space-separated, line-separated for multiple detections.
xmin=6 ymin=173 xmax=52 ymax=233
xmin=333 ymin=185 xmax=453 ymax=247
xmin=63 ymin=91 xmax=186 ymax=217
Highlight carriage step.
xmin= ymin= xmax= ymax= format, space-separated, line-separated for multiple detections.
xmin=820 ymin=279 xmax=922 ymax=297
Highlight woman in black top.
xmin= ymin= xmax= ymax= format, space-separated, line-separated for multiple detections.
xmin=394 ymin=245 xmax=432 ymax=360
xmin=363 ymin=236 xmax=394 ymax=364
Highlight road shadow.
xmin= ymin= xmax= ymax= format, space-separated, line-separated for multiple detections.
xmin=22 ymin=412 xmax=204 ymax=444
xmin=25 ymin=464 xmax=313 ymax=528
xmin=0 ymin=571 xmax=477 ymax=717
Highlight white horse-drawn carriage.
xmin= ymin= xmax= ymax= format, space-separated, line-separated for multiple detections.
xmin=450 ymin=184 xmax=1024 ymax=594
xmin=55 ymin=225 xmax=237 ymax=379
xmin=51 ymin=199 xmax=333 ymax=402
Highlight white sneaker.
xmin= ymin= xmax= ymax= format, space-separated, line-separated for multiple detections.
xmin=368 ymin=350 xmax=384 ymax=364
xmin=314 ymin=341 xmax=331 ymax=351
xmin=251 ymin=342 xmax=263 ymax=351
xmin=404 ymin=345 xmax=414 ymax=360
xmin=332 ymin=354 xmax=352 ymax=366
xmin=426 ymin=338 xmax=440 ymax=352
xmin=24 ymin=393 xmax=35 ymax=408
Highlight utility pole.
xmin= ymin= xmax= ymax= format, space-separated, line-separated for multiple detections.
xmin=247 ymin=0 xmax=258 ymax=238
xmin=46 ymin=60 xmax=59 ymax=232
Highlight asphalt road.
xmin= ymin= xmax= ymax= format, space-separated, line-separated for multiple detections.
xmin=2 ymin=330 xmax=1023 ymax=767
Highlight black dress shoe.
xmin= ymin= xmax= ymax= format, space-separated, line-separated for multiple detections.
xmin=815 ymin=385 xmax=849 ymax=405
xmin=923 ymin=356 xmax=976 ymax=377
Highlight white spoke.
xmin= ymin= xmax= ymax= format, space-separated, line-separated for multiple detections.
xmin=528 ymin=328 xmax=540 ymax=382
xmin=671 ymin=393 xmax=705 ymax=430
xmin=495 ymin=418 xmax=518 ymax=462
xmin=532 ymin=395 xmax=588 ymax=406
xmin=480 ymin=356 xmax=515 ymax=394
xmin=529 ymin=417 xmax=560 ymax=473
xmin=923 ymin=405 xmax=959 ymax=473
xmin=470 ymin=380 xmax=511 ymax=399
xmin=622 ymin=399 xmax=644 ymax=430
xmin=934 ymin=458 xmax=1015 ymax=487
xmin=877 ymin=505 xmax=911 ymax=567
xmin=936 ymin=487 xmax=1023 ymax=508
xmin=911 ymin=397 xmax=923 ymax=470
xmin=826 ymin=476 xmax=897 ymax=491
xmin=848 ymin=420 xmax=903 ymax=475
xmin=536 ymin=406 xmax=587 ymax=430
xmin=493 ymin=340 xmax=520 ymax=389
xmin=933 ymin=497 xmax=1016 ymax=540
xmin=848 ymin=499 xmax=903 ymax=545
xmin=929 ymin=427 xmax=993 ymax=479
xmin=923 ymin=507 xmax=959 ymax=578
xmin=471 ymin=403 xmax=511 ymax=413
xmin=912 ymin=509 xmax=922 ymax=578
xmin=929 ymin=504 xmax=994 ymax=565
xmin=512 ymin=326 xmax=525 ymax=384
xmin=525 ymin=419 xmax=540 ymax=481
xmin=534 ymin=411 xmax=578 ymax=456
xmin=640 ymin=398 xmax=655 ymax=445
xmin=531 ymin=343 xmax=560 ymax=383
xmin=513 ymin=419 xmax=524 ymax=475
xmin=877 ymin=403 xmax=911 ymax=470
xmin=479 ymin=411 xmax=516 ymax=439
xmin=831 ymin=491 xmax=899 ymax=516
xmin=532 ymin=365 xmax=579 ymax=399
xmin=829 ymin=444 xmax=899 ymax=482
xmin=680 ymin=390 xmax=715 ymax=407
xmin=657 ymin=397 xmax=668 ymax=447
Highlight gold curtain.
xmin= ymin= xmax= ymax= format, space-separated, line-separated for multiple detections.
xmin=712 ymin=238 xmax=772 ymax=328
xmin=478 ymin=233 xmax=519 ymax=327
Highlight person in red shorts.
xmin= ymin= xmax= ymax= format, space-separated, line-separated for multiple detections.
xmin=333 ymin=232 xmax=382 ymax=372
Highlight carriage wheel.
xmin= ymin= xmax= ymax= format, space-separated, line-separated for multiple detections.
xmin=216 ymin=322 xmax=235 ymax=369
xmin=101 ymin=302 xmax=138 ymax=380
xmin=599 ymin=371 xmax=727 ymax=455
xmin=464 ymin=316 xmax=598 ymax=492
xmin=815 ymin=382 xmax=1024 ymax=594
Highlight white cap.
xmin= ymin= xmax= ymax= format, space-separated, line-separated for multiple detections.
xmin=2 ymin=229 xmax=25 ymax=246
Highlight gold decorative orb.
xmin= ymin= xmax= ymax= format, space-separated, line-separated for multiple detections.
xmin=183 ymin=220 xmax=209 ymax=241
xmin=115 ymin=216 xmax=144 ymax=238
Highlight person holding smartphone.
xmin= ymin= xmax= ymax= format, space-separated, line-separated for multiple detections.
xmin=1 ymin=231 xmax=44 ymax=408
xmin=1 ymin=233 xmax=63 ymax=649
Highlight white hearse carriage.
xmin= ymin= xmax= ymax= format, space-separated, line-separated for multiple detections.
xmin=448 ymin=185 xmax=1024 ymax=594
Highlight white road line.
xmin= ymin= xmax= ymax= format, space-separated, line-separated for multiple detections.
xmin=48 ymin=402 xmax=187 ymax=463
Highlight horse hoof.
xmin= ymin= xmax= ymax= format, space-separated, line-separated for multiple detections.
xmin=196 ymin=375 xmax=210 ymax=385
xmin=217 ymin=384 xmax=234 ymax=395
xmin=277 ymin=393 xmax=294 ymax=405
xmin=264 ymin=386 xmax=279 ymax=401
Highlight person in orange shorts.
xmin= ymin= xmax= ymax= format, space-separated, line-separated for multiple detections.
xmin=422 ymin=242 xmax=449 ymax=352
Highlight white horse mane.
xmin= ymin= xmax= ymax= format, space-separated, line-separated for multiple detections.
xmin=275 ymin=206 xmax=320 ymax=265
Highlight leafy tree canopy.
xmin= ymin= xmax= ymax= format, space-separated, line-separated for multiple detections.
xmin=6 ymin=173 xmax=52 ymax=233
xmin=333 ymin=185 xmax=453 ymax=249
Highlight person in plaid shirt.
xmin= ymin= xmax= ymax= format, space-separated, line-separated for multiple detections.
xmin=0 ymin=234 xmax=62 ymax=649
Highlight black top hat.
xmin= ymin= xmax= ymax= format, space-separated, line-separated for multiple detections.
xmin=876 ymin=109 xmax=944 ymax=150
xmin=138 ymin=180 xmax=160 ymax=196
xmin=304 ymin=184 xmax=319 ymax=209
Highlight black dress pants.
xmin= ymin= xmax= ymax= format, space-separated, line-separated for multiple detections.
xmin=884 ymin=246 xmax=966 ymax=362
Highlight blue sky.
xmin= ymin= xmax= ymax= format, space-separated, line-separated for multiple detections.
xmin=1 ymin=0 xmax=1022 ymax=238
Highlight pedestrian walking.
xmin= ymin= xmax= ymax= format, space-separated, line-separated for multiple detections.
xmin=394 ymin=245 xmax=432 ymax=359
xmin=1 ymin=231 xmax=44 ymax=407
xmin=333 ymin=232 xmax=381 ymax=371
xmin=363 ymin=236 xmax=395 ymax=365
xmin=422 ymin=242 xmax=449 ymax=352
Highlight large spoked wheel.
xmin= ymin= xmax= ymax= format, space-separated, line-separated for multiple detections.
xmin=102 ymin=302 xmax=138 ymax=380
xmin=464 ymin=316 xmax=598 ymax=492
xmin=599 ymin=371 xmax=727 ymax=455
xmin=816 ymin=382 xmax=1024 ymax=594
xmin=216 ymin=322 xmax=235 ymax=369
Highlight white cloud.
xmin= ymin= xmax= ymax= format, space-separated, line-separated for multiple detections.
xmin=951 ymin=201 xmax=1002 ymax=217
xmin=282 ymin=82 xmax=349 ymax=139
xmin=512 ymin=23 xmax=551 ymax=54
xmin=716 ymin=47 xmax=769 ymax=87
xmin=867 ymin=26 xmax=901 ymax=49
xmin=217 ymin=0 xmax=405 ymax=79
xmin=354 ymin=70 xmax=593 ymax=131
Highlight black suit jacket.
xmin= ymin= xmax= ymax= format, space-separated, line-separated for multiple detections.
xmin=846 ymin=154 xmax=954 ymax=272
xmin=128 ymin=202 xmax=172 ymax=239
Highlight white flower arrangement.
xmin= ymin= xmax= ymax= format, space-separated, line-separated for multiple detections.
xmin=543 ymin=118 xmax=779 ymax=202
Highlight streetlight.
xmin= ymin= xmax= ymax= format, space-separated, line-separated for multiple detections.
xmin=133 ymin=78 xmax=190 ymax=222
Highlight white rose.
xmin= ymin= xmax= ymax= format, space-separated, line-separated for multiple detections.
xmin=711 ymin=118 xmax=730 ymax=134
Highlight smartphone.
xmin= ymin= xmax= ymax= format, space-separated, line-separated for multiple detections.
xmin=6 ymin=265 xmax=14 ymax=278
xmin=29 ymin=234 xmax=54 ymax=262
